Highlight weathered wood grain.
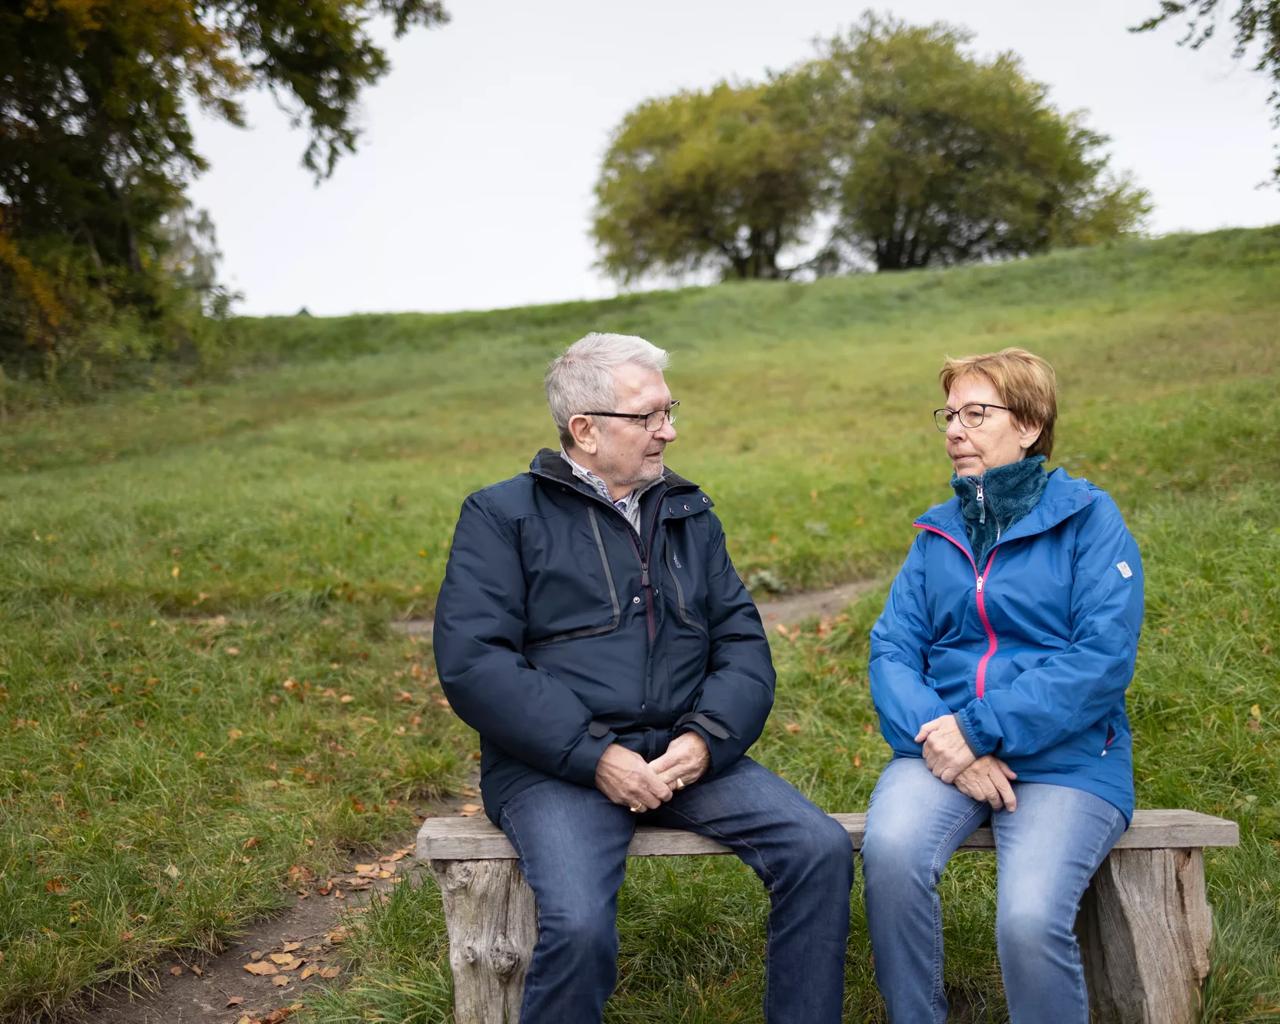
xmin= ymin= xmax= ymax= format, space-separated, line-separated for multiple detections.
xmin=1077 ymin=848 xmax=1215 ymax=1024
xmin=428 ymin=859 xmax=537 ymax=1024
xmin=417 ymin=808 xmax=1239 ymax=861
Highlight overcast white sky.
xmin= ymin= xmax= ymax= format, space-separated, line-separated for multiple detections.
xmin=186 ymin=0 xmax=1280 ymax=317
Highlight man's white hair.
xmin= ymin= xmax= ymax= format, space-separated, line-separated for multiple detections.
xmin=545 ymin=333 xmax=669 ymax=448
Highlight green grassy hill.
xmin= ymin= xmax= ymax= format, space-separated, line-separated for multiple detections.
xmin=1 ymin=227 xmax=1277 ymax=1021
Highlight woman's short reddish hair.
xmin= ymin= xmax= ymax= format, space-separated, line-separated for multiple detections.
xmin=939 ymin=348 xmax=1057 ymax=460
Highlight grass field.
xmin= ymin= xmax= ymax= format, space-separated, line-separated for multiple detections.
xmin=2 ymin=227 xmax=1278 ymax=1021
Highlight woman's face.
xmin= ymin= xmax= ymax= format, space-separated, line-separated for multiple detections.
xmin=943 ymin=374 xmax=1042 ymax=478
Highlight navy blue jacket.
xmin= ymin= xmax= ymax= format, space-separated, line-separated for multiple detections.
xmin=434 ymin=449 xmax=776 ymax=823
xmin=870 ymin=469 xmax=1143 ymax=819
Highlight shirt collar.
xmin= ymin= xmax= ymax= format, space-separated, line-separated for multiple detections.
xmin=559 ymin=449 xmax=663 ymax=512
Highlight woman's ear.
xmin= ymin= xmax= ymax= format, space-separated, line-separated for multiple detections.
xmin=1016 ymin=419 xmax=1043 ymax=453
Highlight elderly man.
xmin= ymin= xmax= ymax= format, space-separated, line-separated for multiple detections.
xmin=434 ymin=333 xmax=852 ymax=1022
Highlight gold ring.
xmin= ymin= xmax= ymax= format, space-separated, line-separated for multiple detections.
xmin=675 ymin=777 xmax=685 ymax=790
xmin=629 ymin=804 xmax=642 ymax=813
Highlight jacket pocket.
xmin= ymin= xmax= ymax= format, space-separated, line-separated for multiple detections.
xmin=665 ymin=543 xmax=708 ymax=636
xmin=525 ymin=505 xmax=621 ymax=647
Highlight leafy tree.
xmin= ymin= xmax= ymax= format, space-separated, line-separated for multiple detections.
xmin=592 ymin=82 xmax=829 ymax=282
xmin=1133 ymin=1 xmax=1280 ymax=182
xmin=592 ymin=16 xmax=1147 ymax=284
xmin=0 ymin=0 xmax=447 ymax=386
xmin=800 ymin=15 xmax=1151 ymax=271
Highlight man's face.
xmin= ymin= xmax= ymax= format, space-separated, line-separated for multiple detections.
xmin=579 ymin=363 xmax=677 ymax=499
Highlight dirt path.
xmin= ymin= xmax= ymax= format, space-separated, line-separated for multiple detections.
xmin=79 ymin=579 xmax=876 ymax=1024
xmin=389 ymin=577 xmax=878 ymax=641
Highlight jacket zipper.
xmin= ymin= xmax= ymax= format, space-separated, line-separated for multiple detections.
xmin=915 ymin=524 xmax=1000 ymax=699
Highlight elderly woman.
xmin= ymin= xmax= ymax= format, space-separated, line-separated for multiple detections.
xmin=861 ymin=348 xmax=1144 ymax=1023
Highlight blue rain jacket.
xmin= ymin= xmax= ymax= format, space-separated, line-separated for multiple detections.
xmin=870 ymin=468 xmax=1144 ymax=820
xmin=434 ymin=449 xmax=775 ymax=824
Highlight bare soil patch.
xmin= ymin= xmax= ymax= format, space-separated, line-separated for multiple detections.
xmin=77 ymin=579 xmax=876 ymax=1024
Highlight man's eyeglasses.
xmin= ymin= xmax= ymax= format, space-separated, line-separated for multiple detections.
xmin=933 ymin=403 xmax=1011 ymax=431
xmin=582 ymin=401 xmax=679 ymax=432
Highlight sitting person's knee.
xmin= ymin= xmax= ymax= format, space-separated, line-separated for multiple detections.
xmin=541 ymin=904 xmax=616 ymax=956
xmin=997 ymin=899 xmax=1066 ymax=952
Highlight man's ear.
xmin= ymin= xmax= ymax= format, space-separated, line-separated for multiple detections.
xmin=568 ymin=414 xmax=597 ymax=455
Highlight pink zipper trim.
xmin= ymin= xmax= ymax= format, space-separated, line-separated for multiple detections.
xmin=915 ymin=524 xmax=1000 ymax=699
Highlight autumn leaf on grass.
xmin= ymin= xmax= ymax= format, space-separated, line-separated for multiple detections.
xmin=269 ymin=953 xmax=303 ymax=969
xmin=272 ymin=974 xmax=290 ymax=988
xmin=300 ymin=965 xmax=320 ymax=980
xmin=280 ymin=941 xmax=302 ymax=953
xmin=244 ymin=961 xmax=279 ymax=976
xmin=319 ymin=966 xmax=341 ymax=979
xmin=326 ymin=926 xmax=350 ymax=944
xmin=784 ymin=722 xmax=802 ymax=735
xmin=459 ymin=803 xmax=482 ymax=817
xmin=226 ymin=995 xmax=245 ymax=1007
xmin=353 ymin=863 xmax=377 ymax=875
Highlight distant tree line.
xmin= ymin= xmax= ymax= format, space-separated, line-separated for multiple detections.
xmin=0 ymin=0 xmax=447 ymax=399
xmin=593 ymin=15 xmax=1153 ymax=284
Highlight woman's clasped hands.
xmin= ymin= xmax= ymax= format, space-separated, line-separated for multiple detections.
xmin=916 ymin=714 xmax=1018 ymax=811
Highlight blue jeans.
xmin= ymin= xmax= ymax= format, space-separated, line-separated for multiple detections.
xmin=497 ymin=755 xmax=852 ymax=1023
xmin=861 ymin=757 xmax=1126 ymax=1023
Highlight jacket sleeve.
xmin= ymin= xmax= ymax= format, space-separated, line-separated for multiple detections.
xmin=677 ymin=512 xmax=775 ymax=772
xmin=954 ymin=494 xmax=1144 ymax=758
xmin=433 ymin=493 xmax=616 ymax=785
xmin=869 ymin=533 xmax=954 ymax=756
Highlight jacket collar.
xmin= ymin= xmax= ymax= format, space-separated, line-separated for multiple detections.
xmin=528 ymin=447 xmax=699 ymax=495
xmin=915 ymin=466 xmax=1094 ymax=550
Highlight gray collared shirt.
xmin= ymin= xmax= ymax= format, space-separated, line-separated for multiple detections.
xmin=560 ymin=449 xmax=663 ymax=533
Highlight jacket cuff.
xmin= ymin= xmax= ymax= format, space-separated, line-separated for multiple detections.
xmin=565 ymin=727 xmax=617 ymax=786
xmin=955 ymin=702 xmax=1000 ymax=757
xmin=674 ymin=712 xmax=734 ymax=773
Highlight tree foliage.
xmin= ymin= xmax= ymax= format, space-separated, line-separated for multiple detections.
xmin=0 ymin=0 xmax=448 ymax=391
xmin=592 ymin=82 xmax=828 ymax=282
xmin=1133 ymin=1 xmax=1280 ymax=182
xmin=804 ymin=15 xmax=1151 ymax=271
xmin=592 ymin=15 xmax=1149 ymax=282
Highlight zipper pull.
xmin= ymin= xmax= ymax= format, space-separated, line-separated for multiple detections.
xmin=976 ymin=575 xmax=984 ymax=593
xmin=641 ymin=565 xmax=650 ymax=587
xmin=976 ymin=481 xmax=986 ymax=525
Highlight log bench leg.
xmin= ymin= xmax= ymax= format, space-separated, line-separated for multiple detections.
xmin=1077 ymin=848 xmax=1213 ymax=1024
xmin=428 ymin=858 xmax=537 ymax=1024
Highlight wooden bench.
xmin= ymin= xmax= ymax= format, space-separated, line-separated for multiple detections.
xmin=417 ymin=808 xmax=1238 ymax=1024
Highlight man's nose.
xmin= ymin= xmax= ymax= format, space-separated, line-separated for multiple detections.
xmin=655 ymin=417 xmax=677 ymax=442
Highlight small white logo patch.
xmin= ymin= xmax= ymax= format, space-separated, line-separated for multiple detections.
xmin=1116 ymin=561 xmax=1133 ymax=579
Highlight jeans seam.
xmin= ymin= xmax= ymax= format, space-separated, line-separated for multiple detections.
xmin=1067 ymin=807 xmax=1123 ymax=1015
xmin=661 ymin=805 xmax=782 ymax=1021
xmin=497 ymin=806 xmax=539 ymax=1019
xmin=929 ymin=800 xmax=988 ymax=1020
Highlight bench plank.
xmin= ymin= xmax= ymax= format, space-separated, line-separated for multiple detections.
xmin=417 ymin=808 xmax=1238 ymax=861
